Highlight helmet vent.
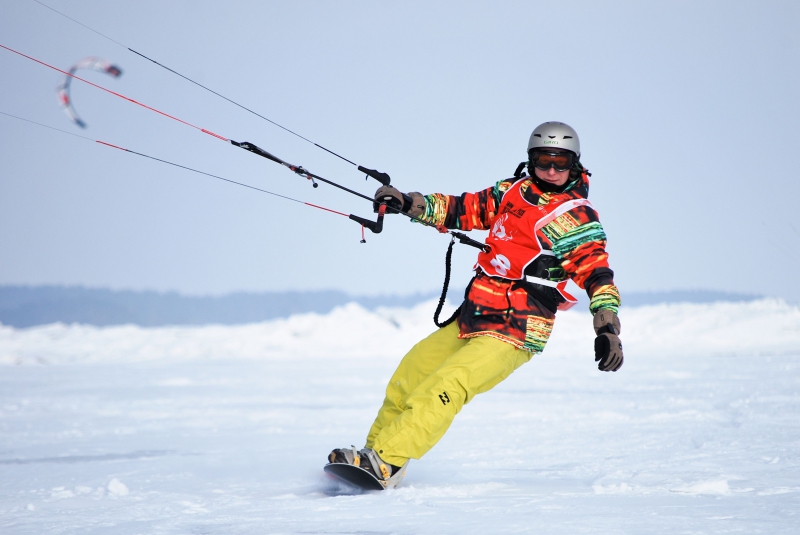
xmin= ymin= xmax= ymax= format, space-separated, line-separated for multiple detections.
xmin=528 ymin=121 xmax=580 ymax=157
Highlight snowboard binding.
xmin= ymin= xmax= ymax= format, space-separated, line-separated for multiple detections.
xmin=325 ymin=446 xmax=408 ymax=491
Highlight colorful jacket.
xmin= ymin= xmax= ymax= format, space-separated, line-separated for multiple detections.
xmin=417 ymin=170 xmax=621 ymax=352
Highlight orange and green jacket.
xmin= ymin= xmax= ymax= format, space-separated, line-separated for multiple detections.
xmin=417 ymin=170 xmax=621 ymax=352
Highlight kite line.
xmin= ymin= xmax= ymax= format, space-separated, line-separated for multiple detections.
xmin=0 ymin=110 xmax=373 ymax=233
xmin=2 ymin=10 xmax=487 ymax=251
xmin=32 ymin=0 xmax=391 ymax=186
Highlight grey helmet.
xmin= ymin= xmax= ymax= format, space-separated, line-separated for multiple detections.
xmin=527 ymin=121 xmax=580 ymax=158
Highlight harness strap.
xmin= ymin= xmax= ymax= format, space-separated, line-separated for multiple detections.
xmin=525 ymin=276 xmax=579 ymax=311
xmin=434 ymin=236 xmax=462 ymax=328
xmin=524 ymin=275 xmax=561 ymax=288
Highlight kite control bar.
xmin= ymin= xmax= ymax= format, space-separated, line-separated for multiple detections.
xmin=231 ymin=139 xmax=375 ymax=202
xmin=231 ymin=140 xmax=489 ymax=245
xmin=230 ymin=140 xmax=487 ymax=247
xmin=231 ymin=139 xmax=386 ymax=234
xmin=232 ymin=141 xmax=390 ymax=187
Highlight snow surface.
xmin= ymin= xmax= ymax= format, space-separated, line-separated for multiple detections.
xmin=1 ymin=298 xmax=799 ymax=533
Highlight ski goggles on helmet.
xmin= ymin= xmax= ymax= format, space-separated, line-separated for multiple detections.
xmin=530 ymin=150 xmax=575 ymax=172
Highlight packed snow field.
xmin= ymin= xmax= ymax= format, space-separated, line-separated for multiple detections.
xmin=1 ymin=299 xmax=799 ymax=534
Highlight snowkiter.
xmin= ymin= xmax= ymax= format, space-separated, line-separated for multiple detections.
xmin=328 ymin=121 xmax=623 ymax=489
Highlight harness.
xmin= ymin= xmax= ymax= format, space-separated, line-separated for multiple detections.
xmin=434 ymin=176 xmax=592 ymax=326
xmin=476 ymin=178 xmax=591 ymax=311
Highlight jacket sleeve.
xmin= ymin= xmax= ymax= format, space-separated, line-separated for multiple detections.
xmin=538 ymin=205 xmax=621 ymax=315
xmin=414 ymin=179 xmax=515 ymax=231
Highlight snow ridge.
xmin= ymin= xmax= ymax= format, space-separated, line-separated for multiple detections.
xmin=1 ymin=298 xmax=798 ymax=365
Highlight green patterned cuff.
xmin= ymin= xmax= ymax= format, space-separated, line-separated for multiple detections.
xmin=415 ymin=193 xmax=448 ymax=227
xmin=589 ymin=284 xmax=621 ymax=315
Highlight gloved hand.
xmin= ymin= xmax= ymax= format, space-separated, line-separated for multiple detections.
xmin=374 ymin=186 xmax=426 ymax=217
xmin=592 ymin=309 xmax=623 ymax=372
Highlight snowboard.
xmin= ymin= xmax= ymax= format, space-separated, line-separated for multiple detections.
xmin=324 ymin=463 xmax=386 ymax=491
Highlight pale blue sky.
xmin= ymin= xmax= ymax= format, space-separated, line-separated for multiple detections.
xmin=1 ymin=1 xmax=799 ymax=301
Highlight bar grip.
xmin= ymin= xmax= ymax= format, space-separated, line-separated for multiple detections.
xmin=358 ymin=165 xmax=391 ymax=186
xmin=231 ymin=140 xmax=284 ymax=165
xmin=349 ymin=204 xmax=387 ymax=234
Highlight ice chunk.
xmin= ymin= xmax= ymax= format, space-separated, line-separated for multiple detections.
xmin=674 ymin=479 xmax=730 ymax=496
xmin=107 ymin=478 xmax=129 ymax=496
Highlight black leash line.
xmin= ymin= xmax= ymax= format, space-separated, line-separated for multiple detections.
xmin=433 ymin=236 xmax=463 ymax=328
xmin=31 ymin=0 xmax=391 ymax=185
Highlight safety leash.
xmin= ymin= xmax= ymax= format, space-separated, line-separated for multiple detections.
xmin=433 ymin=236 xmax=462 ymax=328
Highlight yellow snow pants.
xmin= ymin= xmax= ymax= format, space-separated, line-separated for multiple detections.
xmin=365 ymin=321 xmax=532 ymax=467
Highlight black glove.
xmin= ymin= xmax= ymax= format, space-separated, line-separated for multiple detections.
xmin=373 ymin=186 xmax=426 ymax=217
xmin=592 ymin=309 xmax=623 ymax=372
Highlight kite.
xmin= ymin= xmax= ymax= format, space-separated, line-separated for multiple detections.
xmin=56 ymin=57 xmax=122 ymax=128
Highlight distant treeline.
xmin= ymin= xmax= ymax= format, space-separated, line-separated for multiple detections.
xmin=0 ymin=285 xmax=762 ymax=328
